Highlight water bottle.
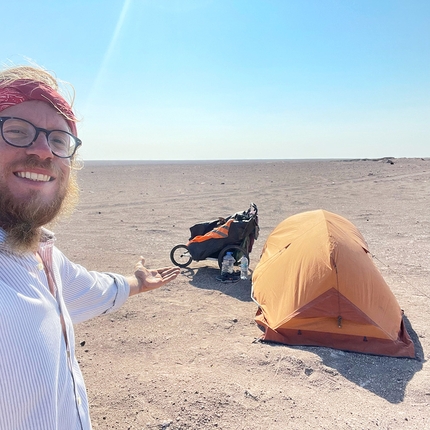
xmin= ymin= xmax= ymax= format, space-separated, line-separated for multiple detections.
xmin=240 ymin=256 xmax=248 ymax=280
xmin=221 ymin=252 xmax=235 ymax=277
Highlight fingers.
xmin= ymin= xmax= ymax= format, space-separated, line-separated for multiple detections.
xmin=162 ymin=269 xmax=180 ymax=280
xmin=137 ymin=263 xmax=180 ymax=275
xmin=158 ymin=267 xmax=180 ymax=282
xmin=157 ymin=267 xmax=180 ymax=275
xmin=155 ymin=266 xmax=179 ymax=271
xmin=134 ymin=258 xmax=180 ymax=281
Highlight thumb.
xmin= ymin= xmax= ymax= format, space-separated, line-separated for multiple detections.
xmin=135 ymin=256 xmax=146 ymax=270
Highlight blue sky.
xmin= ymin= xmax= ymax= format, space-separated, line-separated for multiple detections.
xmin=1 ymin=0 xmax=429 ymax=160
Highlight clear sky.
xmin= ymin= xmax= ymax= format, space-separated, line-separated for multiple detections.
xmin=1 ymin=0 xmax=429 ymax=160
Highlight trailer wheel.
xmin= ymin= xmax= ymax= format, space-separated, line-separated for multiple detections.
xmin=170 ymin=245 xmax=193 ymax=268
xmin=218 ymin=245 xmax=249 ymax=269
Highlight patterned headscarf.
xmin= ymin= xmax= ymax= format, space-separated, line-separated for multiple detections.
xmin=0 ymin=79 xmax=77 ymax=136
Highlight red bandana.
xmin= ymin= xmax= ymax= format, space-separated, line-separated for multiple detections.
xmin=0 ymin=79 xmax=77 ymax=136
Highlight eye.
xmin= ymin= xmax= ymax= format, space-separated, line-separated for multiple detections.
xmin=50 ymin=135 xmax=67 ymax=146
xmin=3 ymin=118 xmax=36 ymax=146
xmin=4 ymin=122 xmax=30 ymax=137
xmin=48 ymin=131 xmax=71 ymax=153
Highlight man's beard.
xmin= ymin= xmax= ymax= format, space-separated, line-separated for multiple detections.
xmin=0 ymin=161 xmax=79 ymax=253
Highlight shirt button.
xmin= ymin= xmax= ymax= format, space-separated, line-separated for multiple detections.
xmin=37 ymin=263 xmax=44 ymax=270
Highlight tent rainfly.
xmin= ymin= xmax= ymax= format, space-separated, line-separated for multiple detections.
xmin=252 ymin=209 xmax=415 ymax=358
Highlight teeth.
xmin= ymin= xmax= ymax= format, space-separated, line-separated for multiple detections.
xmin=17 ymin=172 xmax=51 ymax=182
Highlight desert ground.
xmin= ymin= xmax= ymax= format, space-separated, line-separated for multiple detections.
xmin=53 ymin=158 xmax=429 ymax=430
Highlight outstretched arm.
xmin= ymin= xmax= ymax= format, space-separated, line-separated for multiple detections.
xmin=126 ymin=256 xmax=180 ymax=296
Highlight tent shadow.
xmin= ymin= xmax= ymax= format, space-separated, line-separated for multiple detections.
xmin=183 ymin=265 xmax=253 ymax=302
xmin=268 ymin=315 xmax=423 ymax=404
xmin=182 ymin=264 xmax=424 ymax=403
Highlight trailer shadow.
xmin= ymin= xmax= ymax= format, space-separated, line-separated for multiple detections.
xmin=183 ymin=265 xmax=254 ymax=302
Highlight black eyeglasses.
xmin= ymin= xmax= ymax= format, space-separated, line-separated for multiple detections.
xmin=0 ymin=116 xmax=82 ymax=158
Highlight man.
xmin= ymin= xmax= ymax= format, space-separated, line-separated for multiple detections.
xmin=0 ymin=65 xmax=180 ymax=429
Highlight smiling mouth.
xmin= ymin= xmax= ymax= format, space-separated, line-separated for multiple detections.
xmin=15 ymin=172 xmax=53 ymax=182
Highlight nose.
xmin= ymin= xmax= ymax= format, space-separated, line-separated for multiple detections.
xmin=25 ymin=131 xmax=54 ymax=160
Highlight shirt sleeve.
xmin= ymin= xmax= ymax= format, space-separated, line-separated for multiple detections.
xmin=53 ymin=248 xmax=131 ymax=324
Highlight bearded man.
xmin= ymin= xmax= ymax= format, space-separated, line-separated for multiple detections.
xmin=0 ymin=65 xmax=180 ymax=430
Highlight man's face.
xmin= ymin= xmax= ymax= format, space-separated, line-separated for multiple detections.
xmin=0 ymin=100 xmax=71 ymax=206
xmin=0 ymin=100 xmax=74 ymax=251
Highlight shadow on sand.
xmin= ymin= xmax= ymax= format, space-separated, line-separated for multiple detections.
xmin=264 ymin=316 xmax=424 ymax=404
xmin=184 ymin=267 xmax=424 ymax=404
xmin=182 ymin=265 xmax=254 ymax=302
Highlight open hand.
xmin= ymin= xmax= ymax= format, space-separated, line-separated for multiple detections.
xmin=128 ymin=256 xmax=180 ymax=296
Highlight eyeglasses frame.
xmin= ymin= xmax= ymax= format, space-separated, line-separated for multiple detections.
xmin=0 ymin=116 xmax=82 ymax=158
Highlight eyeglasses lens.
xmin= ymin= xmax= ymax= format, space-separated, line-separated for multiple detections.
xmin=47 ymin=131 xmax=73 ymax=158
xmin=3 ymin=118 xmax=35 ymax=147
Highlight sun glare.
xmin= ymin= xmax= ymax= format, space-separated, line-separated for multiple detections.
xmin=85 ymin=0 xmax=132 ymax=112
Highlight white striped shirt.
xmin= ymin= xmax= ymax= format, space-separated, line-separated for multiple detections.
xmin=0 ymin=228 xmax=130 ymax=430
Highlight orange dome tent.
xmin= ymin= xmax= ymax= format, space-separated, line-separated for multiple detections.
xmin=252 ymin=210 xmax=415 ymax=358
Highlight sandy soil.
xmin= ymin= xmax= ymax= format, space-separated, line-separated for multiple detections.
xmin=53 ymin=158 xmax=430 ymax=430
